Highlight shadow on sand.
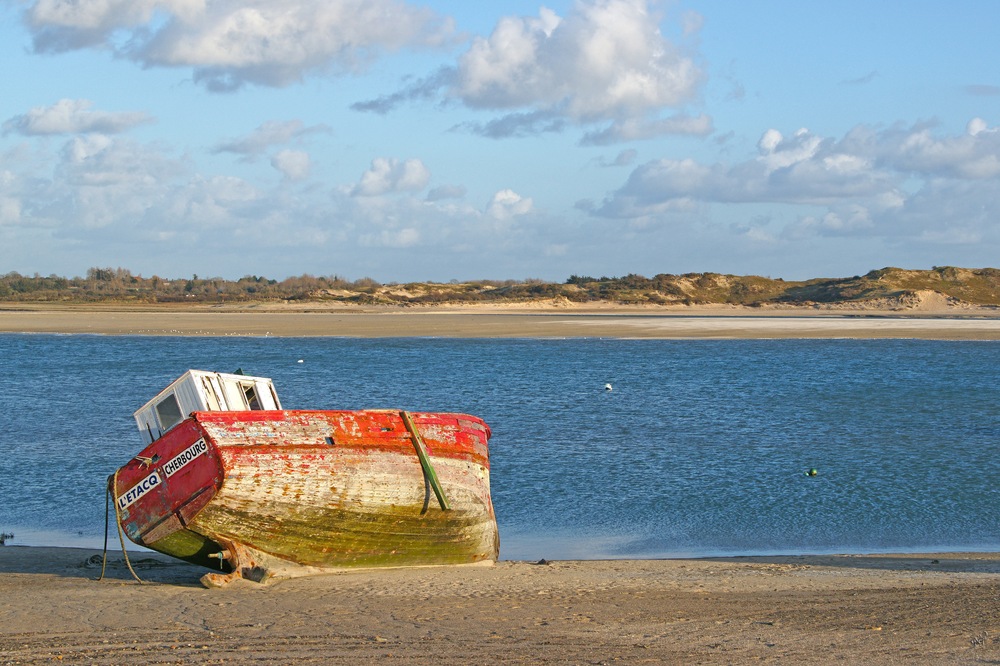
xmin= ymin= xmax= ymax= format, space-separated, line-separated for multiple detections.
xmin=0 ymin=545 xmax=208 ymax=586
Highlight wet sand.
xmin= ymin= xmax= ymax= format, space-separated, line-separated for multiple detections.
xmin=2 ymin=302 xmax=1000 ymax=339
xmin=2 ymin=547 xmax=1000 ymax=664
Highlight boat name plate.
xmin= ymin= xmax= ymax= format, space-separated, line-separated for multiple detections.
xmin=117 ymin=472 xmax=162 ymax=511
xmin=163 ymin=438 xmax=209 ymax=478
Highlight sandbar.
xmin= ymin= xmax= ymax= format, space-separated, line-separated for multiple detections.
xmin=2 ymin=302 xmax=1000 ymax=339
xmin=2 ymin=546 xmax=999 ymax=664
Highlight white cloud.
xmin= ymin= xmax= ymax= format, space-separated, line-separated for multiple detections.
xmin=784 ymin=206 xmax=876 ymax=240
xmin=593 ymin=119 xmax=1000 ymax=249
xmin=359 ymin=227 xmax=420 ymax=248
xmin=10 ymin=135 xmax=188 ymax=232
xmin=0 ymin=199 xmax=21 ymax=225
xmin=426 ymin=184 xmax=466 ymax=201
xmin=0 ymin=128 xmax=560 ymax=280
xmin=487 ymin=189 xmax=533 ymax=219
xmin=22 ymin=0 xmax=454 ymax=91
xmin=455 ymin=0 xmax=702 ymax=118
xmin=3 ymin=99 xmax=153 ymax=136
xmin=596 ymin=148 xmax=638 ymax=168
xmin=0 ymin=170 xmax=22 ymax=225
xmin=161 ymin=175 xmax=263 ymax=232
xmin=679 ymin=9 xmax=703 ymax=36
xmin=59 ymin=134 xmax=186 ymax=192
xmin=756 ymin=127 xmax=829 ymax=171
xmin=26 ymin=0 xmax=169 ymax=47
xmin=875 ymin=121 xmax=1000 ymax=179
xmin=581 ymin=113 xmax=713 ymax=145
xmin=359 ymin=0 xmax=708 ymax=142
xmin=968 ymin=118 xmax=993 ymax=136
xmin=270 ymin=149 xmax=311 ymax=180
xmin=597 ymin=122 xmax=962 ymax=217
xmin=351 ymin=157 xmax=430 ymax=196
xmin=213 ymin=120 xmax=328 ymax=157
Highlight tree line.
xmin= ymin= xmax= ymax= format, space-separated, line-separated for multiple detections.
xmin=3 ymin=266 xmax=1000 ymax=306
xmin=0 ymin=267 xmax=750 ymax=304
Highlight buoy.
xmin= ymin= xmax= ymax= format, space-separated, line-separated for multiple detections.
xmin=604 ymin=383 xmax=613 ymax=391
xmin=806 ymin=468 xmax=818 ymax=477
xmin=297 ymin=359 xmax=304 ymax=364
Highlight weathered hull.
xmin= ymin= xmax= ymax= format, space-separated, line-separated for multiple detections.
xmin=112 ymin=409 xmax=498 ymax=584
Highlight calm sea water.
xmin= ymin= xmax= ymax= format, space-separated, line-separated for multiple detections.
xmin=1 ymin=333 xmax=998 ymax=560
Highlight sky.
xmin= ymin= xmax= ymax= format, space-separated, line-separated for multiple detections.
xmin=1 ymin=1 xmax=998 ymax=282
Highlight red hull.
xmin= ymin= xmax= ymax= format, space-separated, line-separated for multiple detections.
xmin=113 ymin=409 xmax=497 ymax=584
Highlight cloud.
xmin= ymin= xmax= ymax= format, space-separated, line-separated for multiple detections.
xmin=591 ymin=118 xmax=1000 ymax=248
xmin=486 ymin=189 xmax=533 ymax=219
xmin=351 ymin=157 xmax=430 ymax=196
xmin=3 ymin=99 xmax=153 ymax=136
xmin=359 ymin=227 xmax=420 ymax=248
xmin=596 ymin=148 xmax=638 ymax=168
xmin=270 ymin=150 xmax=311 ymax=180
xmin=41 ymin=134 xmax=190 ymax=230
xmin=0 ymin=128 xmax=560 ymax=280
xmin=869 ymin=118 xmax=1000 ymax=179
xmin=454 ymin=0 xmax=706 ymax=141
xmin=357 ymin=0 xmax=708 ymax=143
xmin=841 ymin=71 xmax=878 ymax=86
xmin=212 ymin=120 xmax=328 ymax=157
xmin=350 ymin=68 xmax=452 ymax=114
xmin=21 ymin=0 xmax=454 ymax=91
xmin=24 ymin=0 xmax=167 ymax=50
xmin=454 ymin=1 xmax=701 ymax=116
xmin=964 ymin=84 xmax=1000 ymax=97
xmin=454 ymin=109 xmax=571 ymax=139
xmin=581 ymin=113 xmax=712 ymax=145
xmin=596 ymin=120 xmax=1000 ymax=217
xmin=593 ymin=129 xmax=889 ymax=218
xmin=426 ymin=184 xmax=466 ymax=201
xmin=0 ymin=196 xmax=21 ymax=226
xmin=613 ymin=149 xmax=638 ymax=166
xmin=786 ymin=178 xmax=1000 ymax=246
xmin=0 ymin=167 xmax=24 ymax=227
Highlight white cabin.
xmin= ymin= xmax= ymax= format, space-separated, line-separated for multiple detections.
xmin=134 ymin=370 xmax=282 ymax=444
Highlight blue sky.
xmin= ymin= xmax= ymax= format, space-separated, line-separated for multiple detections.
xmin=1 ymin=0 xmax=998 ymax=282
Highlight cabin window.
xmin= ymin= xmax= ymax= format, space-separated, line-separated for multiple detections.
xmin=242 ymin=382 xmax=262 ymax=410
xmin=155 ymin=393 xmax=183 ymax=431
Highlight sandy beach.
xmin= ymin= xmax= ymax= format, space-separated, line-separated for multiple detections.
xmin=4 ymin=302 xmax=1000 ymax=664
xmin=2 ymin=301 xmax=1000 ymax=339
xmin=2 ymin=547 xmax=1000 ymax=664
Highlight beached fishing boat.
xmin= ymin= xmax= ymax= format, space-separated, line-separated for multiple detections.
xmin=109 ymin=370 xmax=498 ymax=587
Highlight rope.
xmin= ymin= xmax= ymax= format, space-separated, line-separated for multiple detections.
xmin=98 ymin=469 xmax=145 ymax=584
xmin=97 ymin=476 xmax=110 ymax=581
xmin=400 ymin=410 xmax=450 ymax=511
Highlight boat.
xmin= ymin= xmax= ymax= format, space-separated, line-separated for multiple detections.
xmin=109 ymin=370 xmax=498 ymax=587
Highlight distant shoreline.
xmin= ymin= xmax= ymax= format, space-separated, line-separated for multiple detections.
xmin=2 ymin=302 xmax=1000 ymax=339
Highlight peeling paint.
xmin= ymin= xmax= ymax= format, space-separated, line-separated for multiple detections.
xmin=113 ymin=409 xmax=497 ymax=582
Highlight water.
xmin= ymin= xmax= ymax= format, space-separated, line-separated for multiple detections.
xmin=1 ymin=334 xmax=999 ymax=560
